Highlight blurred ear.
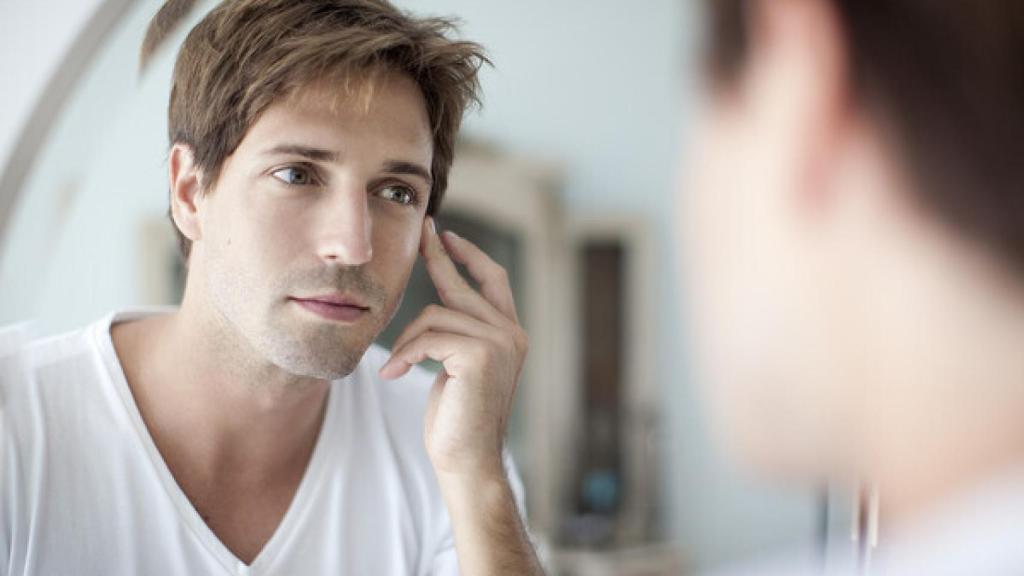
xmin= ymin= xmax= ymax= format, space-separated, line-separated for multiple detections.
xmin=168 ymin=143 xmax=205 ymax=244
xmin=747 ymin=0 xmax=850 ymax=214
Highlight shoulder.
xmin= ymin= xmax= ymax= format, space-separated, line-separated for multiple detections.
xmin=0 ymin=314 xmax=119 ymax=470
xmin=0 ymin=319 xmax=103 ymax=408
xmin=1 ymin=318 xmax=108 ymax=522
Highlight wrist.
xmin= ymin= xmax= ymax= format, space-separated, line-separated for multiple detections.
xmin=435 ymin=461 xmax=507 ymax=490
xmin=437 ymin=468 xmax=517 ymax=530
xmin=428 ymin=439 xmax=506 ymax=482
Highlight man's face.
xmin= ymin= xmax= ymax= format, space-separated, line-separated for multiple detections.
xmin=190 ymin=71 xmax=433 ymax=379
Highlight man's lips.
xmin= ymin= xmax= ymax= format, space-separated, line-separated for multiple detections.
xmin=289 ymin=294 xmax=370 ymax=322
xmin=292 ymin=293 xmax=370 ymax=308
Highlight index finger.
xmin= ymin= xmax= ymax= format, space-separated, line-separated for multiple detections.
xmin=439 ymin=230 xmax=519 ymax=323
xmin=420 ymin=217 xmax=508 ymax=326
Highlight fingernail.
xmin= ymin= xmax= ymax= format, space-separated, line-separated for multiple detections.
xmin=444 ymin=230 xmax=460 ymax=240
xmin=427 ymin=217 xmax=437 ymax=235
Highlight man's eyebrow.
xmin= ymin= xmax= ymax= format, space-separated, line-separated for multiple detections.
xmin=382 ymin=160 xmax=433 ymax=186
xmin=262 ymin=144 xmax=339 ymax=162
xmin=262 ymin=146 xmax=432 ymax=185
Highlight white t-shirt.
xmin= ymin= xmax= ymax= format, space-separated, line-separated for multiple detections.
xmin=0 ymin=308 xmax=524 ymax=576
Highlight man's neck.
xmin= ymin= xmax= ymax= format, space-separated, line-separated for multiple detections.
xmin=109 ymin=301 xmax=336 ymax=563
xmin=861 ymin=231 xmax=1024 ymax=537
xmin=111 ymin=303 xmax=331 ymax=481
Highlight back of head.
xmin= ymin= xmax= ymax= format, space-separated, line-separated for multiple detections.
xmin=706 ymin=0 xmax=1024 ymax=274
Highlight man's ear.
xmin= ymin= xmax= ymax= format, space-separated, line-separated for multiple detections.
xmin=748 ymin=0 xmax=850 ymax=214
xmin=168 ymin=143 xmax=205 ymax=245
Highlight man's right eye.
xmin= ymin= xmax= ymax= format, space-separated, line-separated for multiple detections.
xmin=271 ymin=166 xmax=314 ymax=186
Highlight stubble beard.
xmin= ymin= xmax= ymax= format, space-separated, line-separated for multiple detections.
xmin=259 ymin=297 xmax=394 ymax=380
xmin=207 ymin=259 xmax=402 ymax=381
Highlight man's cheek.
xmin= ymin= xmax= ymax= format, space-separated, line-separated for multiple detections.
xmin=398 ymin=219 xmax=425 ymax=257
xmin=374 ymin=222 xmax=422 ymax=267
xmin=259 ymin=219 xmax=309 ymax=265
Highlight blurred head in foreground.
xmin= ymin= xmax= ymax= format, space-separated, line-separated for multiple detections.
xmin=684 ymin=0 xmax=1024 ymax=522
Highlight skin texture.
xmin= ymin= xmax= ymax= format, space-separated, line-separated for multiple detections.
xmin=111 ymin=71 xmax=541 ymax=572
xmin=684 ymin=0 xmax=1024 ymax=531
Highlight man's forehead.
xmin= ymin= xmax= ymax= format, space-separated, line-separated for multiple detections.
xmin=282 ymin=68 xmax=427 ymax=121
xmin=238 ymin=71 xmax=434 ymax=159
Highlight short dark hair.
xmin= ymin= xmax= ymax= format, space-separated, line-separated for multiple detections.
xmin=145 ymin=0 xmax=489 ymax=259
xmin=705 ymin=0 xmax=1024 ymax=273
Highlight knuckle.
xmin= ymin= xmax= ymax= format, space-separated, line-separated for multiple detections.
xmin=496 ymin=329 xmax=524 ymax=357
xmin=515 ymin=329 xmax=529 ymax=354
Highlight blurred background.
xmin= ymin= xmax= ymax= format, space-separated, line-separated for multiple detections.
xmin=0 ymin=1 xmax=826 ymax=573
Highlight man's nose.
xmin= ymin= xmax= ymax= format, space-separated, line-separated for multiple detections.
xmin=316 ymin=188 xmax=373 ymax=266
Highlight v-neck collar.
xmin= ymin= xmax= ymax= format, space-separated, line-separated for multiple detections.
xmin=93 ymin=307 xmax=341 ymax=576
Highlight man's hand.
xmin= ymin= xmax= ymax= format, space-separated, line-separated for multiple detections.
xmin=380 ymin=216 xmax=543 ymax=575
xmin=380 ymin=216 xmax=528 ymax=479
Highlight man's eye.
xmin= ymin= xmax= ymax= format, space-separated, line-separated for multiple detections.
xmin=271 ymin=166 xmax=314 ymax=186
xmin=378 ymin=185 xmax=417 ymax=206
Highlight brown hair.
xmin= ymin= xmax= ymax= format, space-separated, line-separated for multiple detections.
xmin=705 ymin=0 xmax=1024 ymax=272
xmin=147 ymin=0 xmax=489 ymax=258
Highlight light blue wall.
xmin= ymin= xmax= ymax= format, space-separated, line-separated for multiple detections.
xmin=0 ymin=1 xmax=816 ymax=571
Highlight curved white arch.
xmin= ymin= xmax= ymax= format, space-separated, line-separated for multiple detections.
xmin=0 ymin=0 xmax=135 ymax=247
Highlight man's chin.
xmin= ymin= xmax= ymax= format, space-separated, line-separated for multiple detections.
xmin=257 ymin=297 xmax=399 ymax=380
xmin=291 ymin=365 xmax=357 ymax=380
xmin=261 ymin=334 xmax=375 ymax=381
xmin=274 ymin=353 xmax=364 ymax=380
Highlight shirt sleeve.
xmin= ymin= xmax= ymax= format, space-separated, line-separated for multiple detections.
xmin=428 ymin=448 xmax=530 ymax=575
xmin=0 ymin=323 xmax=34 ymax=575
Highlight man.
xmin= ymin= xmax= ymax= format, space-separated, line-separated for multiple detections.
xmin=0 ymin=1 xmax=542 ymax=574
xmin=686 ymin=0 xmax=1024 ymax=573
